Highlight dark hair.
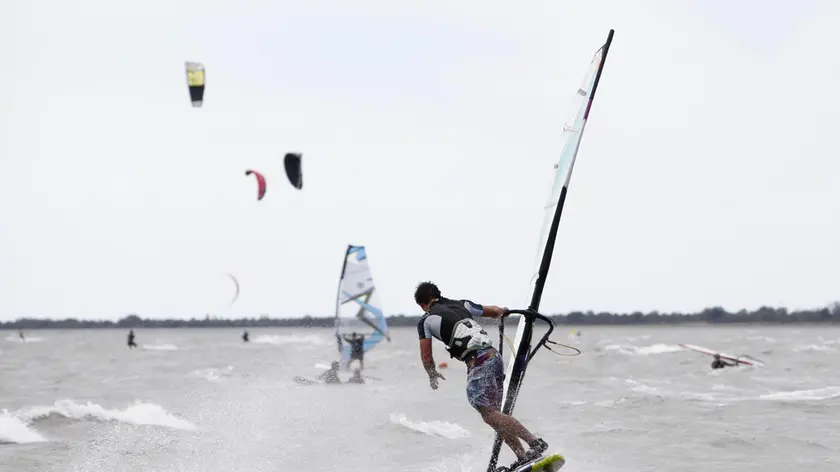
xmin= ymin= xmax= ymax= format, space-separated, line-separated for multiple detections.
xmin=414 ymin=281 xmax=441 ymax=306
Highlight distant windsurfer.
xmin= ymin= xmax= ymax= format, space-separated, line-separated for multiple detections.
xmin=711 ymin=353 xmax=735 ymax=369
xmin=414 ymin=281 xmax=548 ymax=467
xmin=18 ymin=330 xmax=24 ymax=341
xmin=127 ymin=329 xmax=137 ymax=349
xmin=318 ymin=361 xmax=342 ymax=384
xmin=343 ymin=332 xmax=365 ymax=370
xmin=242 ymin=330 xmax=249 ymax=342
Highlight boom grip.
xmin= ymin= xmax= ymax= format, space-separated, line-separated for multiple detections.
xmin=505 ymin=309 xmax=556 ymax=360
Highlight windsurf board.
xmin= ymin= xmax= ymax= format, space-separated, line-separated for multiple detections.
xmin=506 ymin=453 xmax=565 ymax=472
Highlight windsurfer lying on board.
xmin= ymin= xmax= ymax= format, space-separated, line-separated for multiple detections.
xmin=414 ymin=281 xmax=548 ymax=467
xmin=318 ymin=361 xmax=342 ymax=384
xmin=711 ymin=353 xmax=736 ymax=369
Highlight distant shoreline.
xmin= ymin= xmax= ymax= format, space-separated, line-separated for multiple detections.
xmin=3 ymin=304 xmax=839 ymax=329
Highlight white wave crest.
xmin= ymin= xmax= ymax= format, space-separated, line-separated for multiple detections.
xmin=389 ymin=413 xmax=470 ymax=439
xmin=605 ymin=343 xmax=683 ymax=356
xmin=793 ymin=344 xmax=837 ymax=353
xmin=4 ymin=336 xmax=45 ymax=343
xmin=140 ymin=344 xmax=179 ymax=351
xmin=625 ymin=379 xmax=662 ymax=395
xmin=190 ymin=366 xmax=235 ymax=382
xmin=759 ymin=387 xmax=840 ymax=402
xmin=253 ymin=334 xmax=330 ymax=346
xmin=0 ymin=410 xmax=46 ymax=444
xmin=20 ymin=399 xmax=196 ymax=430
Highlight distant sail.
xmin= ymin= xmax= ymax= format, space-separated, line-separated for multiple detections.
xmin=226 ymin=273 xmax=240 ymax=304
xmin=284 ymin=153 xmax=303 ymax=190
xmin=334 ymin=245 xmax=390 ymax=364
xmin=245 ymin=170 xmax=267 ymax=200
xmin=185 ymin=61 xmax=205 ymax=107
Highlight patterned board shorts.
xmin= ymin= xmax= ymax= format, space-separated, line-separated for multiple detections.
xmin=466 ymin=348 xmax=505 ymax=410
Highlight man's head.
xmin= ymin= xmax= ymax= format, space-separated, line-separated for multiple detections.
xmin=713 ymin=354 xmax=721 ymax=360
xmin=414 ymin=281 xmax=441 ymax=312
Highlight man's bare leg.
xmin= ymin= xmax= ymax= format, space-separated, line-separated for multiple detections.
xmin=478 ymin=407 xmax=538 ymax=458
xmin=480 ymin=408 xmax=538 ymax=443
xmin=500 ymin=431 xmax=526 ymax=459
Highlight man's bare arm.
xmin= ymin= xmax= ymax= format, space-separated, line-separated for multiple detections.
xmin=481 ymin=305 xmax=510 ymax=318
xmin=419 ymin=339 xmax=436 ymax=375
xmin=419 ymin=338 xmax=445 ymax=389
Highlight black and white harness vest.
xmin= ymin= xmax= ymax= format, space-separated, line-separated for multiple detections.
xmin=427 ymin=298 xmax=493 ymax=360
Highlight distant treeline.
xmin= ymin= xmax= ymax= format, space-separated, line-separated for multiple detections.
xmin=2 ymin=303 xmax=839 ymax=330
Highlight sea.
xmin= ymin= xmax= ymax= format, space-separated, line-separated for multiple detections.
xmin=1 ymin=325 xmax=838 ymax=472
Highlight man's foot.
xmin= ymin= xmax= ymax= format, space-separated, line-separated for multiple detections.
xmin=519 ymin=438 xmax=549 ymax=463
xmin=505 ymin=439 xmax=549 ymax=471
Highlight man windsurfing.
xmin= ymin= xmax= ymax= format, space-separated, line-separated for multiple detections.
xmin=413 ymin=281 xmax=548 ymax=467
xmin=711 ymin=353 xmax=736 ymax=369
xmin=342 ymin=332 xmax=365 ymax=370
xmin=127 ymin=329 xmax=137 ymax=349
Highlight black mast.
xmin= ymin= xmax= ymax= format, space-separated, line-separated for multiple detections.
xmin=485 ymin=28 xmax=614 ymax=472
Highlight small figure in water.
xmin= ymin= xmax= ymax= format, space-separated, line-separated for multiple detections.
xmin=343 ymin=332 xmax=365 ymax=370
xmin=18 ymin=330 xmax=24 ymax=341
xmin=711 ymin=353 xmax=735 ymax=369
xmin=242 ymin=330 xmax=249 ymax=342
xmin=127 ymin=329 xmax=137 ymax=349
xmin=348 ymin=368 xmax=365 ymax=384
xmin=317 ymin=361 xmax=342 ymax=384
xmin=414 ymin=281 xmax=548 ymax=468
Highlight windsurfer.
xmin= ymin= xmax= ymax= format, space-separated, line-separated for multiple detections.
xmin=711 ymin=353 xmax=735 ymax=369
xmin=343 ymin=332 xmax=365 ymax=370
xmin=318 ymin=361 xmax=342 ymax=384
xmin=414 ymin=281 xmax=548 ymax=467
xmin=127 ymin=329 xmax=137 ymax=349
xmin=242 ymin=330 xmax=249 ymax=342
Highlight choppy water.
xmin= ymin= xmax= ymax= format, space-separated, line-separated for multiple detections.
xmin=1 ymin=325 xmax=839 ymax=472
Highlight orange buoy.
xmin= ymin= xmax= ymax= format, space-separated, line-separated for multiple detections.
xmin=438 ymin=361 xmax=448 ymax=369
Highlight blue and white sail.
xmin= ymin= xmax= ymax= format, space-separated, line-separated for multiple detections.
xmin=487 ymin=30 xmax=615 ymax=472
xmin=334 ymin=245 xmax=390 ymax=364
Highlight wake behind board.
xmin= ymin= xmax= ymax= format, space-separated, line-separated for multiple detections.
xmin=292 ymin=375 xmax=319 ymax=385
xmin=292 ymin=375 xmax=367 ymax=386
xmin=502 ymin=453 xmax=565 ymax=472
xmin=679 ymin=344 xmax=764 ymax=366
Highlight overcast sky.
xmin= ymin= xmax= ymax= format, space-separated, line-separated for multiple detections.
xmin=1 ymin=0 xmax=838 ymax=321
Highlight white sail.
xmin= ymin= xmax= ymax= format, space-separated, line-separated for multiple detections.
xmin=334 ymin=245 xmax=389 ymax=364
xmin=500 ymin=46 xmax=607 ymax=403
